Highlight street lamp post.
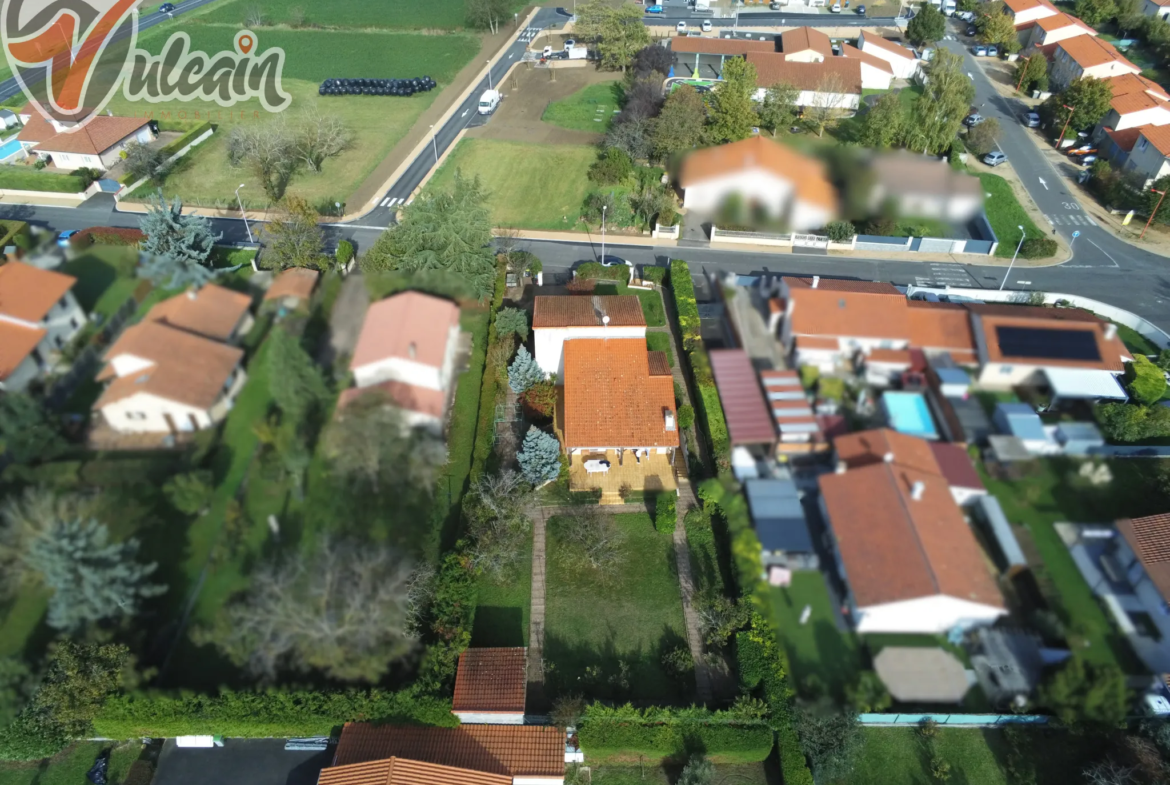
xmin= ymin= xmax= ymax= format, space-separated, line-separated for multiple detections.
xmin=601 ymin=204 xmax=607 ymax=263
xmin=335 ymin=201 xmax=341 ymax=217
xmin=235 ymin=183 xmax=256 ymax=271
xmin=1055 ymin=104 xmax=1076 ymax=149
xmin=999 ymin=225 xmax=1025 ymax=291
xmin=430 ymin=125 xmax=439 ymax=163
xmin=1141 ymin=187 xmax=1167 ymax=239
xmin=487 ymin=61 xmax=493 ymax=91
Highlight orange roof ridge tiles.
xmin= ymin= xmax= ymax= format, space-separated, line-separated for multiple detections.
xmin=532 ymin=295 xmax=645 ymax=329
xmin=332 ymin=723 xmax=565 ymax=778
xmin=859 ymin=33 xmax=916 ymax=61
xmin=1057 ymin=36 xmax=1139 ymax=71
xmin=562 ymin=338 xmax=677 ymax=450
xmin=146 ymin=284 xmax=251 ymax=343
xmin=833 ymin=428 xmax=942 ymax=476
xmin=264 ymin=267 xmax=320 ymax=302
xmin=0 ymin=261 xmax=76 ymax=323
xmin=1003 ymin=0 xmax=1057 ymax=14
xmin=352 ymin=291 xmax=460 ymax=370
xmin=1118 ymin=513 xmax=1170 ymax=602
xmin=0 ymin=321 xmax=46 ymax=382
xmin=679 ymin=135 xmax=838 ymax=211
xmin=452 ymin=648 xmax=527 ymax=714
xmin=780 ymin=26 xmax=832 ymax=57
xmin=23 ymin=114 xmax=150 ymax=155
xmin=671 ymin=36 xmax=776 ymax=55
xmin=747 ymin=52 xmax=863 ymax=95
xmin=318 ymin=756 xmax=511 ymax=785
xmin=839 ymin=43 xmax=895 ymax=75
xmin=1137 ymin=124 xmax=1170 ymax=156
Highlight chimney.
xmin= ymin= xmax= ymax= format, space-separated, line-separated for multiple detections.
xmin=835 ymin=460 xmax=847 ymax=474
xmin=811 ymin=275 xmax=820 ymax=289
xmin=1104 ymin=324 xmax=1117 ymax=341
xmin=911 ymin=481 xmax=926 ymax=501
xmin=883 ymin=451 xmax=895 ymax=463
xmin=664 ymin=410 xmax=676 ymax=431
xmin=408 ymin=342 xmax=417 ymax=359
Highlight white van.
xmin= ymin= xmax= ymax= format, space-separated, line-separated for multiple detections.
xmin=478 ymin=89 xmax=500 ymax=115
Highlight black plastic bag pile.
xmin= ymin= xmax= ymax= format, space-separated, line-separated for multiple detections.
xmin=318 ymin=77 xmax=436 ymax=96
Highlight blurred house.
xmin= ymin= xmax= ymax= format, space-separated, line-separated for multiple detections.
xmin=838 ymin=43 xmax=895 ymax=90
xmin=869 ymin=152 xmax=984 ymax=223
xmin=856 ymin=31 xmax=923 ymax=79
xmin=747 ymin=53 xmax=862 ymax=111
xmin=0 ymin=261 xmax=87 ymax=393
xmin=1023 ymin=12 xmax=1097 ymax=58
xmin=1144 ymin=0 xmax=1170 ymax=19
xmin=1002 ymin=0 xmax=1059 ymax=33
xmin=16 ymin=104 xmax=155 ymax=172
xmin=1050 ymin=36 xmax=1140 ymax=91
xmin=679 ymin=136 xmax=838 ymax=231
xmin=1097 ymin=75 xmax=1170 ymax=169
xmin=1115 ymin=124 xmax=1170 ymax=188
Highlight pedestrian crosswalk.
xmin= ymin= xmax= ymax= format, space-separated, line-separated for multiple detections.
xmin=519 ymin=26 xmax=539 ymax=43
xmin=913 ymin=263 xmax=977 ymax=288
xmin=380 ymin=196 xmax=409 ymax=208
xmin=1044 ymin=213 xmax=1097 ymax=227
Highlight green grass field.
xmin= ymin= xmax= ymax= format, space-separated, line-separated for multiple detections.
xmin=545 ymin=512 xmax=688 ymax=702
xmin=426 ymin=139 xmax=596 ymax=230
xmin=199 ymin=0 xmax=525 ymax=30
xmin=541 ymin=80 xmax=624 ymax=133
xmin=769 ymin=572 xmax=861 ymax=701
xmin=978 ymin=173 xmax=1045 ymax=258
xmin=62 ymin=246 xmax=141 ymax=318
xmin=472 ymin=531 xmax=533 ymax=648
xmin=0 ymin=742 xmax=142 ymax=785
xmin=646 ymin=331 xmax=673 ymax=366
xmin=568 ymin=763 xmax=769 ymax=785
xmin=591 ymin=280 xmax=667 ymax=327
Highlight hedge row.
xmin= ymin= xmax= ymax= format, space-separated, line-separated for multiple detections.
xmin=3 ymin=455 xmax=191 ymax=489
xmin=578 ymin=705 xmax=773 ymax=765
xmin=94 ymin=688 xmax=458 ymax=739
xmin=641 ymin=266 xmax=666 ymax=285
xmin=469 ymin=259 xmax=508 ymax=482
xmin=575 ymin=261 xmax=627 ymax=282
xmin=0 ymin=168 xmax=86 ymax=193
xmin=688 ymin=347 xmax=730 ymax=472
xmin=669 ymin=259 xmax=700 ymax=350
xmin=0 ymin=219 xmax=29 ymax=248
xmin=160 ymin=121 xmax=213 ymax=157
xmin=71 ymin=226 xmax=146 ymax=248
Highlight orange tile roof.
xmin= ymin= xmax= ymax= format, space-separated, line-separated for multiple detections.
xmin=969 ymin=304 xmax=1130 ymax=371
xmin=0 ymin=320 xmax=46 ymax=381
xmin=1057 ymin=36 xmax=1139 ymax=72
xmin=1003 ymin=0 xmax=1057 ymax=15
xmin=1034 ymin=11 xmax=1095 ymax=33
xmin=679 ymin=135 xmax=839 ymax=211
xmin=648 ymin=351 xmax=672 ymax=376
xmin=532 ymin=295 xmax=645 ymax=329
xmin=0 ymin=261 xmax=76 ymax=323
xmin=839 ymin=43 xmax=894 ymax=75
xmin=787 ymin=285 xmax=909 ymax=341
xmin=867 ymin=348 xmax=912 ymax=364
xmin=1110 ymin=91 xmax=1170 ymax=116
xmin=784 ymin=276 xmax=900 ymax=294
xmin=562 ymin=338 xmax=678 ymax=450
xmin=96 ymin=321 xmax=242 ymax=410
xmin=452 ymin=648 xmax=527 ymax=714
xmin=671 ymin=36 xmax=776 ymax=55
xmin=780 ymin=27 xmax=832 ymax=58
xmin=352 ymin=292 xmax=460 ymax=370
xmin=146 ymin=284 xmax=251 ymax=343
xmin=747 ymin=52 xmax=863 ymax=95
xmin=29 ymin=114 xmax=150 ymax=155
xmin=819 ymin=460 xmax=1005 ymax=610
xmin=908 ymin=301 xmax=978 ymax=354
xmin=1138 ymin=123 xmax=1170 ymax=156
xmin=1105 ymin=125 xmax=1144 ymax=152
xmin=795 ymin=336 xmax=842 ymax=350
xmin=858 ymin=33 xmax=916 ymax=61
xmin=337 ymin=380 xmax=447 ymax=419
xmin=264 ymin=267 xmax=319 ymax=302
xmin=15 ymin=110 xmax=56 ymax=144
xmin=333 ymin=724 xmax=565 ymax=778
xmin=834 ymin=427 xmax=942 ymax=476
xmin=1107 ymin=73 xmax=1170 ymax=115
xmin=1118 ymin=513 xmax=1170 ymax=602
xmin=318 ymin=757 xmax=510 ymax=785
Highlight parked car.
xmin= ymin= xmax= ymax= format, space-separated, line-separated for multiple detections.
xmin=646 ymin=4 xmax=663 ymax=12
xmin=677 ymin=20 xmax=687 ymax=32
xmin=56 ymin=230 xmax=78 ymax=247
xmin=770 ymin=1 xmax=783 ymax=7
xmin=964 ymin=113 xmax=984 ymax=126
xmin=701 ymin=19 xmax=712 ymax=31
xmin=987 ymin=44 xmax=998 ymax=56
xmin=966 ymin=24 xmax=977 ymax=36
xmin=958 ymin=10 xmax=976 ymax=20
xmin=974 ymin=44 xmax=987 ymax=56
xmin=856 ymin=4 xmax=866 ymax=13
xmin=599 ymin=255 xmax=629 ymax=267
xmin=831 ymin=2 xmax=842 ymax=10
xmin=1021 ymin=111 xmax=1041 ymax=127
xmin=1068 ymin=145 xmax=1097 ymax=156
xmin=1071 ymin=153 xmax=1098 ymax=166
xmin=158 ymin=2 xmax=175 ymax=11
xmin=983 ymin=151 xmax=1007 ymax=166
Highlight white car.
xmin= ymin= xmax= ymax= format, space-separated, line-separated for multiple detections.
xmin=701 ymin=19 xmax=712 ymax=31
xmin=677 ymin=21 xmax=687 ymax=32
xmin=830 ymin=2 xmax=841 ymax=11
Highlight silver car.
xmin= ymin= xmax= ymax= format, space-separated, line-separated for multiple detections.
xmin=1021 ymin=112 xmax=1041 ymax=127
xmin=983 ymin=151 xmax=1007 ymax=166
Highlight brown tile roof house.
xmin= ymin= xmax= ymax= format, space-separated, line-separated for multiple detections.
xmin=318 ymin=758 xmax=510 ymax=785
xmin=562 ymin=338 xmax=678 ymax=450
xmin=264 ymin=267 xmax=320 ymax=304
xmin=928 ymin=442 xmax=986 ymax=492
xmin=17 ymin=107 xmax=150 ymax=156
xmin=1117 ymin=513 xmax=1170 ymax=602
xmin=784 ymin=276 xmax=900 ymax=295
xmin=858 ymin=34 xmax=916 ymax=61
xmin=0 ymin=322 xmax=45 ymax=383
xmin=1034 ymin=10 xmax=1095 ymax=33
xmin=746 ymin=52 xmax=863 ymax=95
xmin=1057 ymin=35 xmax=1139 ymax=71
xmin=145 ymin=284 xmax=252 ymax=343
xmin=1135 ymin=123 xmax=1170 ymax=156
xmin=780 ymin=27 xmax=832 ymax=59
xmin=833 ymin=427 xmax=941 ymax=476
xmin=907 ymin=301 xmax=979 ymax=362
xmin=839 ymin=43 xmax=894 ymax=75
xmin=670 ymin=36 xmax=777 ymax=55
xmin=352 ymin=291 xmax=460 ymax=369
xmin=0 ymin=262 xmax=78 ymax=384
xmin=968 ymin=303 xmax=1130 ymax=372
xmin=784 ymin=277 xmax=910 ymax=341
xmin=336 ymin=380 xmax=448 ymax=419
xmin=452 ymin=648 xmax=527 ymax=716
xmin=532 ymin=295 xmax=645 ymax=329
xmin=709 ymin=348 xmax=776 ymax=447
xmin=679 ymin=136 xmax=839 ymax=212
xmin=330 ymin=723 xmax=565 ymax=780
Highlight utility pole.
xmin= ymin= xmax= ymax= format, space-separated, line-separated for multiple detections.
xmin=999 ymin=225 xmax=1025 ymax=291
xmin=1015 ymin=55 xmax=1031 ymax=92
xmin=601 ymin=204 xmax=607 ymax=263
xmin=1141 ymin=187 xmax=1166 ymax=239
xmin=1055 ymin=104 xmax=1075 ymax=149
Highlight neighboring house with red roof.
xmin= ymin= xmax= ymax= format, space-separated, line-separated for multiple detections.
xmin=94 ymin=284 xmax=251 ymax=435
xmin=1105 ymin=513 xmax=1170 ymax=668
xmin=1120 ymin=123 xmax=1170 ymax=187
xmin=746 ymin=52 xmax=863 ymax=112
xmin=1002 ymin=0 xmax=1059 ymax=30
xmin=0 ymin=261 xmax=86 ymax=392
xmin=532 ymin=295 xmax=646 ymax=380
xmin=856 ymin=31 xmax=922 ymax=79
xmin=869 ymin=152 xmax=984 ymax=223
xmin=1024 ymin=12 xmax=1097 ymax=57
xmin=1097 ymin=73 xmax=1170 ymax=136
xmin=452 ymin=648 xmax=527 ymax=724
xmin=263 ymin=267 xmax=319 ymax=310
xmin=343 ymin=292 xmax=463 ymax=432
xmin=837 ymin=43 xmax=895 ymax=90
xmin=17 ymin=105 xmax=155 ymax=171
xmin=1050 ymin=36 xmax=1141 ymax=91
xmin=679 ymin=136 xmax=838 ymax=232
xmin=820 ymin=428 xmax=1007 ymax=634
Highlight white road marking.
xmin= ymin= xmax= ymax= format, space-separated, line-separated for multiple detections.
xmin=462 ymin=109 xmax=469 ymax=117
xmin=1038 ymin=176 xmax=1048 ymax=190
xmin=509 ymin=53 xmax=515 ymax=59
xmin=1043 ymin=214 xmax=1054 ymax=225
xmin=380 ymin=197 xmax=392 ymax=207
xmin=1085 ymin=238 xmax=1120 ymax=268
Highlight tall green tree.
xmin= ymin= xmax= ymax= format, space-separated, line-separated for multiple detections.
xmin=162 ymin=471 xmax=214 ymax=516
xmin=795 ymin=708 xmax=865 ymax=784
xmin=25 ymin=518 xmax=165 ymax=632
xmin=0 ymin=488 xmax=84 ymax=596
xmin=651 ymin=85 xmax=707 ymax=161
xmin=598 ymin=5 xmax=651 ymax=72
xmin=858 ymin=92 xmax=906 ymax=148
xmin=906 ymin=49 xmax=975 ymax=154
xmin=1075 ymin=0 xmax=1117 ymax=27
xmin=1014 ymin=54 xmax=1049 ymax=93
xmin=138 ymin=190 xmax=222 ymax=288
xmin=266 ymin=327 xmax=329 ymax=423
xmin=907 ymin=2 xmax=946 ymax=46
xmin=261 ymin=195 xmax=325 ymax=271
xmin=0 ymin=394 xmax=65 ymax=466
xmin=495 ymin=307 xmax=529 ymax=340
xmin=361 ymin=171 xmax=496 ymax=299
xmin=707 ymin=57 xmax=759 ymax=144
xmin=1039 ymin=658 xmax=1128 ymax=727
xmin=757 ymin=82 xmax=798 ymax=136
xmin=980 ymin=11 xmax=1022 ymax=52
xmin=1043 ymin=76 xmax=1115 ymax=131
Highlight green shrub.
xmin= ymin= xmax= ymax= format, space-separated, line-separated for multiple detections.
xmin=1018 ymin=237 xmax=1058 ymax=259
xmin=576 ymin=262 xmax=627 ymax=282
xmin=677 ymin=404 xmax=695 ymax=429
xmin=642 ymin=266 xmax=667 ymax=285
xmin=818 ymin=376 xmax=846 ymax=402
xmin=336 ymin=239 xmax=354 ymax=266
xmin=160 ymin=121 xmax=213 ymax=157
xmin=655 ymin=493 xmax=677 ymax=533
xmin=0 ymin=220 xmax=29 ymax=248
xmin=799 ymin=365 xmax=819 ymax=389
xmin=1126 ymin=354 xmax=1167 ymax=405
xmin=670 ymin=260 xmax=701 ymax=350
xmin=689 ymin=348 xmax=730 ymax=472
xmin=1097 ymin=401 xmax=1170 ymax=442
xmin=1 ymin=460 xmax=83 ymax=488
xmin=657 ymin=208 xmax=678 ymax=227
xmin=470 ymin=262 xmax=508 ymax=481
xmin=823 ymin=220 xmax=855 ymax=243
xmin=778 ymin=720 xmax=814 ymax=785
xmin=577 ymin=705 xmax=773 ymax=765
xmin=589 ymin=147 xmax=634 ymax=185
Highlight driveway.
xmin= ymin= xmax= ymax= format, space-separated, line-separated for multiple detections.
xmin=153 ymin=739 xmax=332 ymax=785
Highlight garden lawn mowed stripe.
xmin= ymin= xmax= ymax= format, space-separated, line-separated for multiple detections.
xmin=848 ymin=728 xmax=1008 ymax=785
xmin=541 ymin=80 xmax=623 ymax=132
xmin=0 ymin=169 xmax=84 ymax=192
xmin=425 ymin=139 xmax=595 ymax=230
xmin=471 ymin=531 xmax=533 ymax=648
xmin=200 ymin=0 xmax=524 ymax=29
xmin=768 ymin=572 xmax=862 ymax=700
xmin=546 ymin=513 xmax=688 ymax=701
xmin=62 ymin=246 xmax=140 ymax=318
xmin=978 ymin=173 xmax=1044 ymax=258
xmin=0 ymin=743 xmax=107 ymax=785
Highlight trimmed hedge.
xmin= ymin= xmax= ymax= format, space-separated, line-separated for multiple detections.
xmin=578 ymin=705 xmax=773 ymax=765
xmin=71 ymin=226 xmax=146 ymax=248
xmin=0 ymin=168 xmax=86 ymax=193
xmin=669 ymin=259 xmax=700 ymax=350
xmin=642 ymin=266 xmax=666 ymax=285
xmin=576 ymin=261 xmax=627 ymax=282
xmin=160 ymin=121 xmax=213 ymax=157
xmin=94 ymin=688 xmax=458 ymax=739
xmin=469 ymin=260 xmax=508 ymax=482
xmin=689 ymin=347 xmax=731 ymax=472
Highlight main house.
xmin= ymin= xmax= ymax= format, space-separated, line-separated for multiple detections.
xmin=341 ymin=291 xmax=463 ymax=433
xmin=0 ymin=261 xmax=87 ymax=392
xmin=819 ymin=428 xmax=1008 ymax=634
xmin=1024 ymin=11 xmax=1096 ymax=58
xmin=16 ymin=105 xmax=155 ymax=172
xmin=533 ymin=295 xmax=646 ymax=380
xmin=95 ymin=284 xmax=251 ymax=434
xmin=856 ymin=31 xmax=922 ymax=79
xmin=679 ymin=136 xmax=838 ymax=232
xmin=1050 ymin=37 xmax=1140 ymax=91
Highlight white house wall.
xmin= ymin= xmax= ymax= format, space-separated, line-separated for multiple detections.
xmin=1105 ymin=105 xmax=1170 ymax=132
xmin=0 ymin=354 xmax=42 ymax=393
xmin=452 ymin=712 xmax=525 ymax=725
xmin=789 ymin=200 xmax=835 ymax=233
xmin=1144 ymin=0 xmax=1170 ymax=17
xmin=534 ymin=325 xmax=646 ymax=379
xmin=684 ymin=167 xmax=797 ymax=216
xmin=858 ymin=34 xmax=919 ymax=78
xmin=753 ymin=88 xmax=861 ymax=111
xmin=354 ymin=356 xmax=444 ymax=391
xmin=514 ymin=777 xmax=566 ymax=785
xmin=858 ymin=62 xmax=893 ymax=90
xmin=101 ymin=391 xmax=215 ymax=434
xmin=1124 ymin=135 xmax=1170 ymax=186
xmin=40 ymin=290 xmax=86 ymax=351
xmin=855 ymin=595 xmax=1007 ymax=634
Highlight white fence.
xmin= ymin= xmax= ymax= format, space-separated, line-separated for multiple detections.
xmin=652 ymin=222 xmax=679 ymax=239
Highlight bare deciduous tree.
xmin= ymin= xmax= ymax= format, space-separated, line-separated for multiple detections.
xmin=465 ymin=0 xmax=509 ymax=34
xmin=244 ymin=4 xmax=266 ymax=27
xmin=404 ymin=561 xmax=437 ymax=636
xmin=465 ymin=471 xmax=533 ymax=582
xmin=193 ymin=537 xmax=417 ymax=682
xmin=292 ymin=109 xmax=353 ymax=174
xmin=806 ymin=71 xmax=851 ymax=138
xmin=555 ymin=507 xmax=624 ymax=578
xmin=1082 ymin=760 xmax=1137 ymax=785
xmin=122 ymin=141 xmax=169 ymax=183
xmin=227 ymin=120 xmax=296 ymax=200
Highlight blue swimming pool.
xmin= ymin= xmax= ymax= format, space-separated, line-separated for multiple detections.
xmin=882 ymin=391 xmax=938 ymax=440
xmin=0 ymin=138 xmax=24 ymax=161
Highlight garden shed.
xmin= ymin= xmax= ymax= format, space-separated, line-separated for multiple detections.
xmin=993 ymin=403 xmax=1057 ymax=455
xmin=744 ymin=476 xmax=818 ymax=580
xmin=1054 ymin=421 xmax=1106 ymax=455
xmin=972 ymin=494 xmax=1027 ymax=575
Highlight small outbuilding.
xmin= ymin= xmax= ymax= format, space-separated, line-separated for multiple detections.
xmin=451 ymin=647 xmax=528 ymax=724
xmin=263 ymin=267 xmax=319 ymax=310
xmin=1055 ymin=421 xmax=1106 ymax=455
xmin=873 ymin=647 xmax=970 ymax=704
xmin=0 ymin=109 xmax=17 ymax=129
xmin=993 ymin=403 xmax=1058 ymax=455
xmin=928 ymin=442 xmax=987 ymax=507
xmin=745 ymin=476 xmax=818 ymax=583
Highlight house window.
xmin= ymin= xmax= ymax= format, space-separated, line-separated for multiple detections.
xmin=999 ymin=365 xmax=1014 ymax=374
xmin=58 ymin=296 xmax=67 ymax=309
xmin=125 ymin=412 xmax=147 ymax=421
xmin=54 ymin=335 xmax=63 ymax=349
xmin=70 ymin=317 xmax=79 ymax=330
xmin=1139 ymin=137 xmax=1149 ymax=152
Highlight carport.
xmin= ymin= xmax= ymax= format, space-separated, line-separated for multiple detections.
xmin=1044 ymin=367 xmax=1128 ymax=405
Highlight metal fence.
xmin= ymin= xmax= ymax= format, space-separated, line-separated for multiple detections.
xmin=858 ymin=713 xmax=1050 ymax=726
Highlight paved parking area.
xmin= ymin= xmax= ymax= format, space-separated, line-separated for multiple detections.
xmin=153 ymin=739 xmax=332 ymax=785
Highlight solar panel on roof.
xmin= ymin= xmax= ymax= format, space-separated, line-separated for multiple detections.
xmin=995 ymin=326 xmax=1101 ymax=362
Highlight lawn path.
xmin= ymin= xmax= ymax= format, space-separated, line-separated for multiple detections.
xmin=674 ymin=478 xmax=714 ymax=704
xmin=526 ymin=508 xmax=548 ymax=712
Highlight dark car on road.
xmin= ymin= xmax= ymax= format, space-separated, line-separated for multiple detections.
xmin=159 ymin=2 xmax=176 ymax=12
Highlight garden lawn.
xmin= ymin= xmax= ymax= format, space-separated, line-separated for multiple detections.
xmin=978 ymin=457 xmax=1165 ymax=674
xmin=978 ymin=173 xmax=1044 ymax=258
xmin=545 ymin=512 xmax=689 ymax=702
xmin=568 ymin=763 xmax=769 ymax=784
xmin=62 ymin=246 xmax=140 ymax=318
xmin=768 ymin=572 xmax=862 ymax=701
xmin=847 ymin=728 xmax=1007 ymax=785
xmin=1113 ymin=322 xmax=1160 ymax=355
xmin=425 ymin=139 xmax=595 ymax=230
xmin=114 ymin=26 xmax=479 ymax=209
xmin=199 ymin=0 xmax=524 ymax=29
xmin=471 ymin=531 xmax=533 ymax=648
xmin=593 ymin=280 xmax=667 ymax=327
xmin=0 ymin=168 xmax=85 ymax=193
xmin=646 ymin=332 xmax=673 ymax=366
xmin=0 ymin=741 xmax=142 ymax=785
xmin=541 ymin=80 xmax=623 ymax=132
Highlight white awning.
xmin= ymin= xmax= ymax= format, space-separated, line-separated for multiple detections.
xmin=1044 ymin=368 xmax=1128 ymax=401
